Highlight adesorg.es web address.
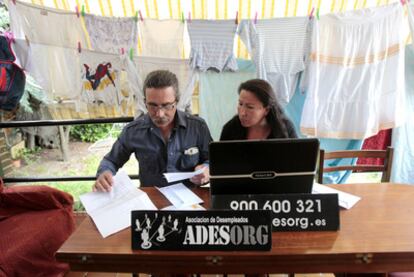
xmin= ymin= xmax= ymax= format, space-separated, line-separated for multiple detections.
xmin=272 ymin=217 xmax=327 ymax=229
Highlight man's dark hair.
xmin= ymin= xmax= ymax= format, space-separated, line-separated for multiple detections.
xmin=143 ymin=70 xmax=180 ymax=101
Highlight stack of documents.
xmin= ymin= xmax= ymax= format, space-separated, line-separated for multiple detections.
xmin=80 ymin=171 xmax=157 ymax=238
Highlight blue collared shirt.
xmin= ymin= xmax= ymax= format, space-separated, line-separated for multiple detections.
xmin=97 ymin=110 xmax=212 ymax=187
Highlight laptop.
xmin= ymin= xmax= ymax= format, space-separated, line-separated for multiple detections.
xmin=209 ymin=138 xmax=320 ymax=196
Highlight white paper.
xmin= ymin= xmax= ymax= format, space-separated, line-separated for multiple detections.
xmin=312 ymin=183 xmax=361 ymax=209
xmin=157 ymin=183 xmax=203 ymax=208
xmin=80 ymin=170 xmax=157 ymax=238
xmin=161 ymin=204 xmax=206 ymax=210
xmin=163 ymin=168 xmax=204 ymax=183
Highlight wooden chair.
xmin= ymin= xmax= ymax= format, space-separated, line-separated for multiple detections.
xmin=317 ymin=147 xmax=394 ymax=184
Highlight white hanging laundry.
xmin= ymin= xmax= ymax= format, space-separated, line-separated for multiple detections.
xmin=406 ymin=2 xmax=414 ymax=47
xmin=139 ymin=19 xmax=184 ymax=58
xmin=8 ymin=0 xmax=87 ymax=48
xmin=13 ymin=38 xmax=135 ymax=115
xmin=187 ymin=19 xmax=238 ymax=72
xmin=13 ymin=39 xmax=81 ymax=103
xmin=80 ymin=50 xmax=129 ymax=109
xmin=83 ymin=14 xmax=138 ymax=55
xmin=238 ymin=17 xmax=311 ymax=106
xmin=300 ymin=3 xmax=406 ymax=139
xmin=132 ymin=56 xmax=197 ymax=114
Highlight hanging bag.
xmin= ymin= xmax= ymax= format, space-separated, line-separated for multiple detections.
xmin=0 ymin=34 xmax=26 ymax=111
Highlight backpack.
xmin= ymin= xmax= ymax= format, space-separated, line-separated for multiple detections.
xmin=0 ymin=35 xmax=26 ymax=111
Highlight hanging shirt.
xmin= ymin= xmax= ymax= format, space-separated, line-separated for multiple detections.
xmin=187 ymin=19 xmax=238 ymax=72
xmin=139 ymin=19 xmax=184 ymax=58
xmin=300 ymin=3 xmax=405 ymax=139
xmin=83 ymin=14 xmax=138 ymax=55
xmin=198 ymin=59 xmax=256 ymax=140
xmin=238 ymin=17 xmax=311 ymax=106
xmin=80 ymin=50 xmax=135 ymax=113
xmin=13 ymin=40 xmax=81 ymax=103
xmin=13 ymin=40 xmax=135 ymax=116
xmin=8 ymin=0 xmax=87 ymax=48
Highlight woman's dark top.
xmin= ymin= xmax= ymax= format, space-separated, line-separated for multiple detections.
xmin=220 ymin=115 xmax=298 ymax=140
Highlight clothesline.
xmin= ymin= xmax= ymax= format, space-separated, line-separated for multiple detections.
xmin=20 ymin=0 xmax=401 ymax=19
xmin=8 ymin=0 xmax=412 ymax=139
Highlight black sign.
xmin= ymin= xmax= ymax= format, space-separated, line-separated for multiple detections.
xmin=212 ymin=193 xmax=340 ymax=231
xmin=131 ymin=210 xmax=272 ymax=251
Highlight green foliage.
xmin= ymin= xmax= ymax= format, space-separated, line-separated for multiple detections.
xmin=0 ymin=5 xmax=9 ymax=32
xmin=16 ymin=147 xmax=42 ymax=165
xmin=13 ymin=140 xmax=139 ymax=212
xmin=19 ymin=76 xmax=49 ymax=113
xmin=70 ymin=124 xmax=113 ymax=142
xmin=46 ymin=181 xmax=93 ymax=211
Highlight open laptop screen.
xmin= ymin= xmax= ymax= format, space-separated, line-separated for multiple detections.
xmin=209 ymin=138 xmax=320 ymax=195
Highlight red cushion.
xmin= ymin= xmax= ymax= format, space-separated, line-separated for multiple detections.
xmin=0 ymin=185 xmax=75 ymax=276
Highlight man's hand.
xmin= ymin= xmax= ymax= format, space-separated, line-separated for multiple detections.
xmin=190 ymin=164 xmax=210 ymax=186
xmin=93 ymin=171 xmax=114 ymax=192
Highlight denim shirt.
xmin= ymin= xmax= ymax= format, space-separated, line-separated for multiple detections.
xmin=97 ymin=110 xmax=212 ymax=187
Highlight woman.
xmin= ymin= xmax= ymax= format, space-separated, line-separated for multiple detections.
xmin=220 ymin=79 xmax=297 ymax=140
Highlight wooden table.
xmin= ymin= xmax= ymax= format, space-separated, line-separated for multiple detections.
xmin=57 ymin=183 xmax=414 ymax=274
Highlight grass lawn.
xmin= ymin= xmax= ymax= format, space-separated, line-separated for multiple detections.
xmin=10 ymin=141 xmax=139 ymax=211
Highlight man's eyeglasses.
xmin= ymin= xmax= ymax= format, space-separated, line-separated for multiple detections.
xmin=146 ymin=101 xmax=177 ymax=112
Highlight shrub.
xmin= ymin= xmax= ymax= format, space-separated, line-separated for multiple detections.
xmin=69 ymin=124 xmax=113 ymax=143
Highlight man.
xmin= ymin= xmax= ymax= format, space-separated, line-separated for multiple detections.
xmin=93 ymin=70 xmax=212 ymax=192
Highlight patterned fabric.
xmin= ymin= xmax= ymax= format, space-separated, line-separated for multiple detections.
xmin=83 ymin=14 xmax=138 ymax=55
xmin=357 ymin=129 xmax=392 ymax=165
xmin=188 ymin=19 xmax=238 ymax=72
xmin=81 ymin=50 xmax=123 ymax=106
xmin=80 ymin=50 xmax=137 ymax=116
xmin=238 ymin=17 xmax=311 ymax=105
xmin=13 ymin=40 xmax=136 ymax=115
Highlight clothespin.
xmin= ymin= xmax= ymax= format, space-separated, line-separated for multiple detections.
xmin=78 ymin=42 xmax=82 ymax=53
xmin=401 ymin=0 xmax=406 ymax=5
xmin=121 ymin=47 xmax=125 ymax=55
xmin=129 ymin=48 xmax=134 ymax=61
xmin=4 ymin=32 xmax=15 ymax=44
xmin=309 ymin=7 xmax=315 ymax=19
xmin=81 ymin=5 xmax=85 ymax=17
xmin=235 ymin=11 xmax=239 ymax=25
xmin=181 ymin=12 xmax=185 ymax=23
xmin=253 ymin=12 xmax=258 ymax=24
xmin=75 ymin=5 xmax=80 ymax=18
xmin=11 ymin=0 xmax=16 ymax=4
xmin=316 ymin=7 xmax=320 ymax=20
xmin=188 ymin=12 xmax=191 ymax=23
xmin=24 ymin=35 xmax=30 ymax=47
xmin=139 ymin=10 xmax=144 ymax=21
